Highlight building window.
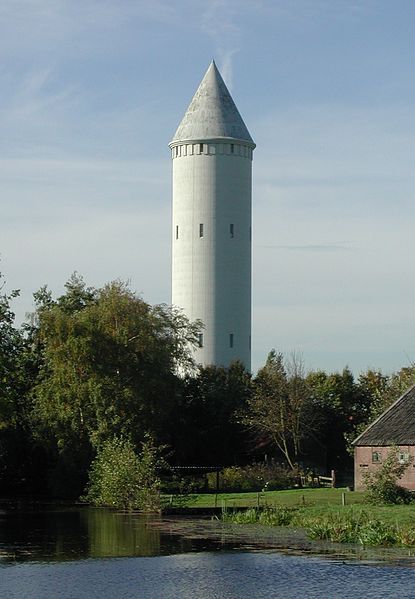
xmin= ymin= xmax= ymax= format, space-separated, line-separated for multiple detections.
xmin=229 ymin=333 xmax=234 ymax=348
xmin=399 ymin=451 xmax=410 ymax=464
xmin=230 ymin=224 xmax=234 ymax=238
xmin=372 ymin=451 xmax=381 ymax=463
xmin=199 ymin=223 xmax=204 ymax=238
xmin=198 ymin=333 xmax=203 ymax=348
xmin=175 ymin=225 xmax=179 ymax=240
xmin=199 ymin=143 xmax=203 ymax=153
xmin=230 ymin=143 xmax=234 ymax=154
xmin=175 ymin=146 xmax=179 ymax=157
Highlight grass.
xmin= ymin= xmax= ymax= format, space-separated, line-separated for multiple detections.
xmin=166 ymin=488 xmax=415 ymax=547
xmin=171 ymin=487 xmax=366 ymax=509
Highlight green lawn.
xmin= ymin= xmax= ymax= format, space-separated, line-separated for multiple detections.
xmin=171 ymin=487 xmax=366 ymax=509
xmin=165 ymin=488 xmax=415 ymax=546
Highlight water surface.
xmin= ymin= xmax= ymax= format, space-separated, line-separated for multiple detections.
xmin=2 ymin=507 xmax=415 ymax=598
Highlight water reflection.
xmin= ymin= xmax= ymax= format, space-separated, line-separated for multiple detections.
xmin=2 ymin=507 xmax=415 ymax=568
xmin=0 ymin=508 xmax=232 ymax=563
xmin=0 ymin=508 xmax=165 ymax=562
xmin=83 ymin=510 xmax=161 ymax=558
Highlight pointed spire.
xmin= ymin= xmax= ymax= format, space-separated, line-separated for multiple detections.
xmin=170 ymin=61 xmax=255 ymax=146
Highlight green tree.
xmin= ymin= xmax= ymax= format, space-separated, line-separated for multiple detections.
xmin=0 ymin=274 xmax=23 ymax=428
xmin=173 ymin=361 xmax=252 ymax=466
xmin=306 ymin=367 xmax=370 ymax=472
xmin=0 ymin=272 xmax=42 ymax=493
xmin=30 ymin=276 xmax=201 ymax=495
xmin=243 ymin=351 xmax=313 ymax=470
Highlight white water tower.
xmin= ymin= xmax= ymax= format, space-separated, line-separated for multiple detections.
xmin=170 ymin=61 xmax=255 ymax=369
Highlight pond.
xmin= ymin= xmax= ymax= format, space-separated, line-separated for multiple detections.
xmin=2 ymin=506 xmax=415 ymax=598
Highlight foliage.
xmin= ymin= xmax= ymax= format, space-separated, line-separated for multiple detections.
xmin=5 ymin=267 xmax=415 ymax=502
xmin=208 ymin=462 xmax=298 ymax=492
xmin=173 ymin=361 xmax=252 ymax=466
xmin=223 ymin=503 xmax=415 ymax=547
xmin=306 ymin=367 xmax=370 ymax=470
xmin=305 ymin=509 xmax=397 ymax=546
xmin=30 ymin=277 xmax=201 ymax=468
xmin=83 ymin=435 xmax=162 ymax=511
xmin=363 ymin=447 xmax=414 ymax=505
xmin=0 ymin=273 xmax=24 ymax=428
xmin=242 ymin=351 xmax=314 ymax=470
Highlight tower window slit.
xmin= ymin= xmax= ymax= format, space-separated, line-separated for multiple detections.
xmin=198 ymin=333 xmax=204 ymax=348
xmin=229 ymin=333 xmax=234 ymax=348
xmin=230 ymin=224 xmax=234 ymax=238
xmin=199 ymin=223 xmax=204 ymax=238
xmin=230 ymin=143 xmax=234 ymax=153
xmin=200 ymin=143 xmax=203 ymax=153
xmin=176 ymin=225 xmax=179 ymax=240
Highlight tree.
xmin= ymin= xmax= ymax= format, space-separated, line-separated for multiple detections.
xmin=243 ymin=351 xmax=313 ymax=470
xmin=0 ymin=273 xmax=23 ymax=428
xmin=306 ymin=367 xmax=371 ymax=472
xmin=0 ymin=272 xmax=42 ymax=493
xmin=30 ymin=276 xmax=201 ymax=495
xmin=173 ymin=361 xmax=252 ymax=466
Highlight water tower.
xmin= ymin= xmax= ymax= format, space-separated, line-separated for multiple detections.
xmin=170 ymin=61 xmax=255 ymax=369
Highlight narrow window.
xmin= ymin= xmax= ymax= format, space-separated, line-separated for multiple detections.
xmin=372 ymin=451 xmax=381 ymax=464
xmin=175 ymin=225 xmax=179 ymax=240
xmin=229 ymin=333 xmax=234 ymax=348
xmin=198 ymin=333 xmax=204 ymax=348
xmin=199 ymin=143 xmax=203 ymax=153
xmin=399 ymin=451 xmax=410 ymax=464
xmin=230 ymin=143 xmax=234 ymax=154
xmin=175 ymin=146 xmax=179 ymax=157
xmin=230 ymin=224 xmax=234 ymax=238
xmin=199 ymin=223 xmax=204 ymax=238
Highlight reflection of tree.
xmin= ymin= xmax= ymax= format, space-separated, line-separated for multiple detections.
xmin=83 ymin=509 xmax=161 ymax=557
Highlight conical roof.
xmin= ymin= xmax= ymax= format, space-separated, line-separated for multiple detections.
xmin=170 ymin=61 xmax=255 ymax=147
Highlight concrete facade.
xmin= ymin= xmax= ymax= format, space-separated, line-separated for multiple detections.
xmin=170 ymin=62 xmax=255 ymax=369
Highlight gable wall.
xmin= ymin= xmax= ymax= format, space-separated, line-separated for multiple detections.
xmin=354 ymin=445 xmax=415 ymax=490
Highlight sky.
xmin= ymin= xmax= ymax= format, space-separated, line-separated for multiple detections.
xmin=1 ymin=0 xmax=415 ymax=376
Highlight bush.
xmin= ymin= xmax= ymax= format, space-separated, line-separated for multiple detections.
xmin=82 ymin=435 xmax=161 ymax=511
xmin=363 ymin=447 xmax=414 ymax=505
xmin=208 ymin=462 xmax=298 ymax=492
xmin=305 ymin=510 xmax=398 ymax=546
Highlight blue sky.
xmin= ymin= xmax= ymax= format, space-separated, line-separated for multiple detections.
xmin=2 ymin=0 xmax=415 ymax=375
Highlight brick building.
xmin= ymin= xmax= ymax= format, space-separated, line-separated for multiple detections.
xmin=353 ymin=384 xmax=415 ymax=490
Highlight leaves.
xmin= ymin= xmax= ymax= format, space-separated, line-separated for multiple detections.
xmin=83 ymin=435 xmax=162 ymax=511
xmin=242 ymin=351 xmax=314 ymax=470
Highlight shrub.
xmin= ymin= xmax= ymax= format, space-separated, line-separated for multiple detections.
xmin=208 ymin=462 xmax=297 ymax=492
xmin=363 ymin=447 xmax=414 ymax=505
xmin=82 ymin=435 xmax=161 ymax=511
xmin=357 ymin=520 xmax=397 ymax=546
